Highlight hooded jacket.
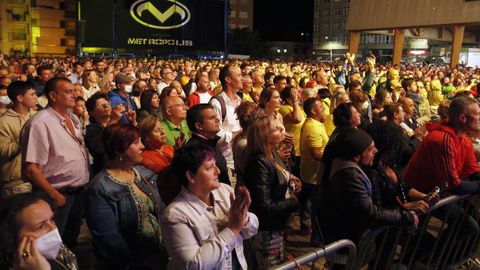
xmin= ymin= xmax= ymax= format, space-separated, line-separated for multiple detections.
xmin=0 ymin=109 xmax=36 ymax=187
xmin=403 ymin=122 xmax=480 ymax=193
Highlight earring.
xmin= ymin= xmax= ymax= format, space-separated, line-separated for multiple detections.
xmin=119 ymin=155 xmax=123 ymax=162
xmin=189 ymin=178 xmax=196 ymax=184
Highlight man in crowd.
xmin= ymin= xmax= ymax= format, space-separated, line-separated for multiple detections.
xmin=299 ymin=98 xmax=329 ymax=244
xmin=21 ymin=77 xmax=89 ymax=249
xmin=161 ymin=95 xmax=190 ymax=147
xmin=157 ymin=66 xmax=176 ymax=94
xmin=210 ymin=64 xmax=242 ymax=186
xmin=404 ymin=96 xmax=480 ymax=265
xmin=251 ymin=68 xmax=265 ymax=94
xmin=185 ymin=104 xmax=230 ymax=185
xmin=68 ymin=62 xmax=83 ymax=85
xmin=240 ymin=75 xmax=255 ymax=103
xmin=0 ymin=81 xmax=37 ymax=198
xmin=34 ymin=65 xmax=53 ymax=97
xmin=108 ymin=73 xmax=137 ymax=124
xmin=273 ymin=75 xmax=287 ymax=92
xmin=313 ymin=69 xmax=329 ymax=89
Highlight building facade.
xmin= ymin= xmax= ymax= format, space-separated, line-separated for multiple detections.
xmin=0 ymin=0 xmax=76 ymax=56
xmin=229 ymin=0 xmax=254 ymax=30
xmin=313 ymin=0 xmax=397 ymax=60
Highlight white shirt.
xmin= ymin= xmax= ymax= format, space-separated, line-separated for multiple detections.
xmin=21 ymin=107 xmax=89 ymax=189
xmin=163 ymin=184 xmax=258 ymax=270
xmin=198 ymin=92 xmax=212 ymax=104
xmin=210 ymin=91 xmax=242 ymax=170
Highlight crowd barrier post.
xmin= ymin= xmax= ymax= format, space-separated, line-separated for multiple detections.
xmin=356 ymin=194 xmax=480 ymax=270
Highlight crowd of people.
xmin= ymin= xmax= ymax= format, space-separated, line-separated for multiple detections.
xmin=0 ymin=52 xmax=480 ymax=269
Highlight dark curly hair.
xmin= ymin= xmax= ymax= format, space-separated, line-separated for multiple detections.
xmin=0 ymin=193 xmax=53 ymax=267
xmin=366 ymin=119 xmax=404 ymax=169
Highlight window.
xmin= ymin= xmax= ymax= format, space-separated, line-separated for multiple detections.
xmin=334 ymin=9 xmax=341 ymax=15
xmin=343 ymin=6 xmax=349 ymax=15
xmin=322 ymin=24 xmax=329 ymax=32
xmin=322 ymin=9 xmax=330 ymax=16
xmin=238 ymin=11 xmax=248 ymax=19
xmin=332 ymin=23 xmax=339 ymax=30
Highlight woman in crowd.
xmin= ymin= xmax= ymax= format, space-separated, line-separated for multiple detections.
xmin=131 ymin=79 xmax=149 ymax=109
xmin=137 ymin=90 xmax=161 ymax=121
xmin=244 ymin=115 xmax=300 ymax=268
xmin=0 ymin=193 xmax=78 ymax=270
xmin=278 ymin=85 xmax=305 ymax=176
xmin=365 ymin=120 xmax=436 ymax=268
xmin=259 ymin=87 xmax=283 ymax=125
xmin=233 ymin=101 xmax=261 ymax=186
xmin=159 ymin=86 xmax=179 ymax=101
xmin=85 ymin=124 xmax=167 ymax=270
xmin=372 ymin=90 xmax=393 ymax=118
xmin=163 ymin=143 xmax=258 ymax=269
xmin=365 ymin=120 xmax=430 ymax=215
xmin=137 ymin=115 xmax=180 ymax=205
xmin=81 ymin=70 xmax=100 ymax=100
xmin=331 ymin=102 xmax=362 ymax=136
xmin=209 ymin=67 xmax=221 ymax=90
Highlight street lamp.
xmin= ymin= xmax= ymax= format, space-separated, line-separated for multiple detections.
xmin=325 ymin=36 xmax=332 ymax=61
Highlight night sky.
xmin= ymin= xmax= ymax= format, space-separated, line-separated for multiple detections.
xmin=253 ymin=0 xmax=314 ymax=42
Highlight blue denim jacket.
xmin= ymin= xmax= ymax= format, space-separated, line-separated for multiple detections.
xmin=85 ymin=165 xmax=166 ymax=269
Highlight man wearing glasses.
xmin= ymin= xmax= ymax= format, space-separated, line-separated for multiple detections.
xmin=161 ymin=95 xmax=190 ymax=147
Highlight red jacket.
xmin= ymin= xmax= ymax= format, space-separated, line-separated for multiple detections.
xmin=403 ymin=122 xmax=480 ymax=193
xmin=188 ymin=89 xmax=214 ymax=107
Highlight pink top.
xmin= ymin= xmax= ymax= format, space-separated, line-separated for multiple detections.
xmin=21 ymin=106 xmax=89 ymax=189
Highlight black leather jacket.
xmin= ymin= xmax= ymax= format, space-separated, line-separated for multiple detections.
xmin=244 ymin=152 xmax=298 ymax=231
xmin=318 ymin=159 xmax=415 ymax=244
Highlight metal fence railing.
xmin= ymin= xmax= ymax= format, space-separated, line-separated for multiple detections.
xmin=269 ymin=239 xmax=357 ymax=270
xmin=273 ymin=194 xmax=480 ymax=270
xmin=354 ymin=194 xmax=480 ymax=270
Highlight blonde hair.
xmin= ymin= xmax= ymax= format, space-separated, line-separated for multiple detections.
xmin=246 ymin=115 xmax=275 ymax=159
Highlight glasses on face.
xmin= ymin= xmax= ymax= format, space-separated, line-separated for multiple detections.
xmin=96 ymin=101 xmax=111 ymax=109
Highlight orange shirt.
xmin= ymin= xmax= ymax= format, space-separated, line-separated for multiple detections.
xmin=142 ymin=145 xmax=180 ymax=205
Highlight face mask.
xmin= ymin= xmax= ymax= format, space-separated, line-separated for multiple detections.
xmin=125 ymin=85 xmax=133 ymax=93
xmin=0 ymin=96 xmax=11 ymax=105
xmin=35 ymin=228 xmax=63 ymax=259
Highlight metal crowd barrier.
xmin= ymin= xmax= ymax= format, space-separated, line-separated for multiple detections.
xmin=272 ymin=195 xmax=480 ymax=270
xmin=356 ymin=194 xmax=480 ymax=270
xmin=269 ymin=239 xmax=357 ymax=270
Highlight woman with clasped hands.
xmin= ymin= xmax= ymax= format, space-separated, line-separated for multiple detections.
xmin=163 ymin=143 xmax=259 ymax=270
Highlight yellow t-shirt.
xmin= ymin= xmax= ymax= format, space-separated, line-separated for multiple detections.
xmin=278 ymin=105 xmax=306 ymax=156
xmin=300 ymin=118 xmax=329 ymax=184
xmin=242 ymin=92 xmax=254 ymax=103
xmin=321 ymin=98 xmax=335 ymax=136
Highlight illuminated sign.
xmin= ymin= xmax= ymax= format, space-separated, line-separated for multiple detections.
xmin=81 ymin=0 xmax=226 ymax=54
xmin=130 ymin=0 xmax=191 ymax=29
xmin=407 ymin=50 xmax=428 ymax=56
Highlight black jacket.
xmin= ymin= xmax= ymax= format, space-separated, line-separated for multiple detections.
xmin=244 ymin=152 xmax=298 ymax=231
xmin=85 ymin=120 xmax=107 ymax=176
xmin=184 ymin=132 xmax=230 ymax=185
xmin=318 ymin=159 xmax=415 ymax=244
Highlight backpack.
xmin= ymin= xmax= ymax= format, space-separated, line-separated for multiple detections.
xmin=209 ymin=94 xmax=227 ymax=121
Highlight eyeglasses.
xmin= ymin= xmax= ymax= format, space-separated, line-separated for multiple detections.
xmin=96 ymin=101 xmax=111 ymax=109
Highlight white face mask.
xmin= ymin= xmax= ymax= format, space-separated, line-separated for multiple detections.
xmin=35 ymin=228 xmax=63 ymax=259
xmin=0 ymin=95 xmax=11 ymax=105
xmin=125 ymin=85 xmax=133 ymax=93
